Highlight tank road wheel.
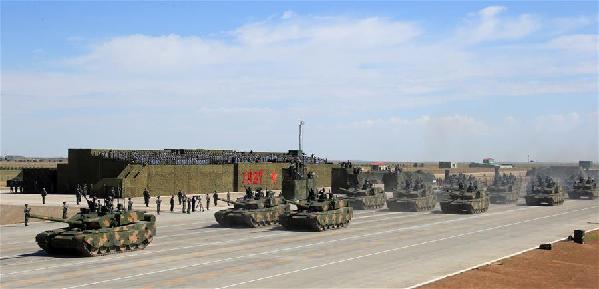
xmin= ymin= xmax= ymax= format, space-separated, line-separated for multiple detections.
xmin=98 ymin=246 xmax=109 ymax=255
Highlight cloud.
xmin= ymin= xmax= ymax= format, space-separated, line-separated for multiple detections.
xmin=548 ymin=34 xmax=599 ymax=52
xmin=1 ymin=9 xmax=597 ymax=161
xmin=457 ymin=6 xmax=540 ymax=44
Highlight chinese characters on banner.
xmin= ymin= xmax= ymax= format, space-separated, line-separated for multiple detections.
xmin=241 ymin=170 xmax=279 ymax=185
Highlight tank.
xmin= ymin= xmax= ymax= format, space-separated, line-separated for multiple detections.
xmin=439 ymin=182 xmax=489 ymax=214
xmin=214 ymin=189 xmax=289 ymax=227
xmin=31 ymin=206 xmax=156 ymax=257
xmin=387 ymin=176 xmax=436 ymax=212
xmin=525 ymin=175 xmax=564 ymax=206
xmin=279 ymin=195 xmax=353 ymax=231
xmin=567 ymin=176 xmax=598 ymax=200
xmin=488 ymin=168 xmax=521 ymax=204
xmin=338 ymin=180 xmax=386 ymax=210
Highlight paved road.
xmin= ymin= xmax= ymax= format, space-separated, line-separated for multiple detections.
xmin=1 ymin=199 xmax=597 ymax=289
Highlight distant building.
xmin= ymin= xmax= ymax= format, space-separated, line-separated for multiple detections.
xmin=498 ymin=164 xmax=513 ymax=169
xmin=370 ymin=162 xmax=387 ymax=171
xmin=483 ymin=158 xmax=495 ymax=165
xmin=439 ymin=162 xmax=457 ymax=169
xmin=579 ymin=161 xmax=592 ymax=169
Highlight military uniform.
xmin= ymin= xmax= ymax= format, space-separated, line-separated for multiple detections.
xmin=156 ymin=197 xmax=162 ymax=215
xmin=62 ymin=202 xmax=68 ymax=219
xmin=24 ymin=205 xmax=31 ymax=226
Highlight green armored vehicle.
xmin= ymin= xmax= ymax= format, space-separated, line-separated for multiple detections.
xmin=214 ymin=188 xmax=288 ymax=227
xmin=439 ymin=182 xmax=489 ymax=214
xmin=488 ymin=168 xmax=521 ymax=204
xmin=338 ymin=180 xmax=386 ymax=210
xmin=387 ymin=176 xmax=436 ymax=212
xmin=32 ymin=205 xmax=156 ymax=257
xmin=279 ymin=193 xmax=353 ymax=231
xmin=567 ymin=176 xmax=598 ymax=200
xmin=525 ymin=175 xmax=564 ymax=206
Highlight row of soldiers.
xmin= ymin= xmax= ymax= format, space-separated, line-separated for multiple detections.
xmin=141 ymin=188 xmax=232 ymax=215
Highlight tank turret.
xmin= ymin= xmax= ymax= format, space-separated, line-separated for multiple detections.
xmin=526 ymin=175 xmax=564 ymax=205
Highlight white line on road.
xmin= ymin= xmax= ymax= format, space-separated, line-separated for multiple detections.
xmin=214 ymin=206 xmax=598 ymax=289
xmin=55 ymin=205 xmax=550 ymax=289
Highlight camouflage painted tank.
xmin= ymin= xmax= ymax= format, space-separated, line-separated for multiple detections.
xmin=488 ymin=168 xmax=521 ymax=204
xmin=279 ymin=196 xmax=353 ymax=231
xmin=439 ymin=182 xmax=489 ymax=214
xmin=387 ymin=177 xmax=436 ymax=212
xmin=214 ymin=189 xmax=289 ymax=227
xmin=32 ymin=206 xmax=156 ymax=257
xmin=338 ymin=180 xmax=386 ymax=210
xmin=525 ymin=175 xmax=564 ymax=206
xmin=567 ymin=176 xmax=598 ymax=200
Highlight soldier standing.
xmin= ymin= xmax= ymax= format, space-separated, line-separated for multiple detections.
xmin=206 ymin=193 xmax=210 ymax=211
xmin=156 ymin=196 xmax=162 ymax=215
xmin=24 ymin=204 xmax=31 ymax=226
xmin=75 ymin=186 xmax=81 ymax=205
xmin=127 ymin=197 xmax=133 ymax=211
xmin=197 ymin=195 xmax=204 ymax=212
xmin=170 ymin=195 xmax=175 ymax=212
xmin=143 ymin=188 xmax=150 ymax=207
xmin=177 ymin=190 xmax=183 ymax=205
xmin=41 ymin=188 xmax=48 ymax=205
xmin=227 ymin=191 xmax=231 ymax=206
xmin=213 ymin=191 xmax=218 ymax=207
xmin=62 ymin=202 xmax=68 ymax=219
xmin=191 ymin=196 xmax=196 ymax=212
xmin=187 ymin=198 xmax=191 ymax=214
xmin=182 ymin=195 xmax=187 ymax=213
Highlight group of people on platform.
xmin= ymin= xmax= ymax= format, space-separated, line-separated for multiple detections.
xmin=95 ymin=149 xmax=328 ymax=165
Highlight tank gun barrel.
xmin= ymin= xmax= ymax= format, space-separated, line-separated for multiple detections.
xmin=215 ymin=196 xmax=241 ymax=205
xmin=29 ymin=213 xmax=69 ymax=223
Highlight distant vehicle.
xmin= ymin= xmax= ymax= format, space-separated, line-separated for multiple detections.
xmin=387 ymin=173 xmax=436 ymax=212
xmin=32 ymin=206 xmax=155 ymax=257
xmin=525 ymin=175 xmax=564 ymax=206
xmin=214 ymin=188 xmax=289 ymax=227
xmin=488 ymin=168 xmax=521 ymax=204
xmin=279 ymin=196 xmax=353 ymax=231
xmin=439 ymin=182 xmax=489 ymax=214
xmin=568 ymin=176 xmax=598 ymax=200
xmin=338 ymin=179 xmax=386 ymax=210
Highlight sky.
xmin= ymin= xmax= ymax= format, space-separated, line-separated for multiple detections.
xmin=1 ymin=1 xmax=598 ymax=162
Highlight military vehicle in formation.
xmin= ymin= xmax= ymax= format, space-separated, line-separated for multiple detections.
xmin=439 ymin=182 xmax=489 ymax=214
xmin=567 ymin=176 xmax=598 ymax=200
xmin=31 ymin=206 xmax=156 ymax=257
xmin=214 ymin=188 xmax=288 ymax=227
xmin=279 ymin=191 xmax=353 ymax=231
xmin=525 ymin=175 xmax=564 ymax=206
xmin=488 ymin=168 xmax=521 ymax=204
xmin=331 ymin=164 xmax=386 ymax=194
xmin=338 ymin=180 xmax=386 ymax=210
xmin=387 ymin=174 xmax=436 ymax=212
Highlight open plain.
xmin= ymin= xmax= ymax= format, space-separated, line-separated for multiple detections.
xmin=1 ymin=197 xmax=597 ymax=289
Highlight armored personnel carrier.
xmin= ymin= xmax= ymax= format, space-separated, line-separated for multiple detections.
xmin=387 ymin=176 xmax=436 ymax=212
xmin=439 ymin=182 xmax=489 ymax=214
xmin=525 ymin=175 xmax=564 ymax=206
xmin=338 ymin=180 xmax=386 ymax=210
xmin=31 ymin=205 xmax=156 ymax=257
xmin=214 ymin=188 xmax=289 ymax=227
xmin=488 ymin=168 xmax=521 ymax=204
xmin=279 ymin=193 xmax=353 ymax=231
xmin=567 ymin=176 xmax=598 ymax=200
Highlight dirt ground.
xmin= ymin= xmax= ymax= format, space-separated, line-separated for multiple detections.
xmin=422 ymin=230 xmax=599 ymax=289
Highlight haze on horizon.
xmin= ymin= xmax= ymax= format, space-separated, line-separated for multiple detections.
xmin=1 ymin=2 xmax=597 ymax=163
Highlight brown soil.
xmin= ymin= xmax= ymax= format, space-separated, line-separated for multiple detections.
xmin=422 ymin=230 xmax=599 ymax=289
